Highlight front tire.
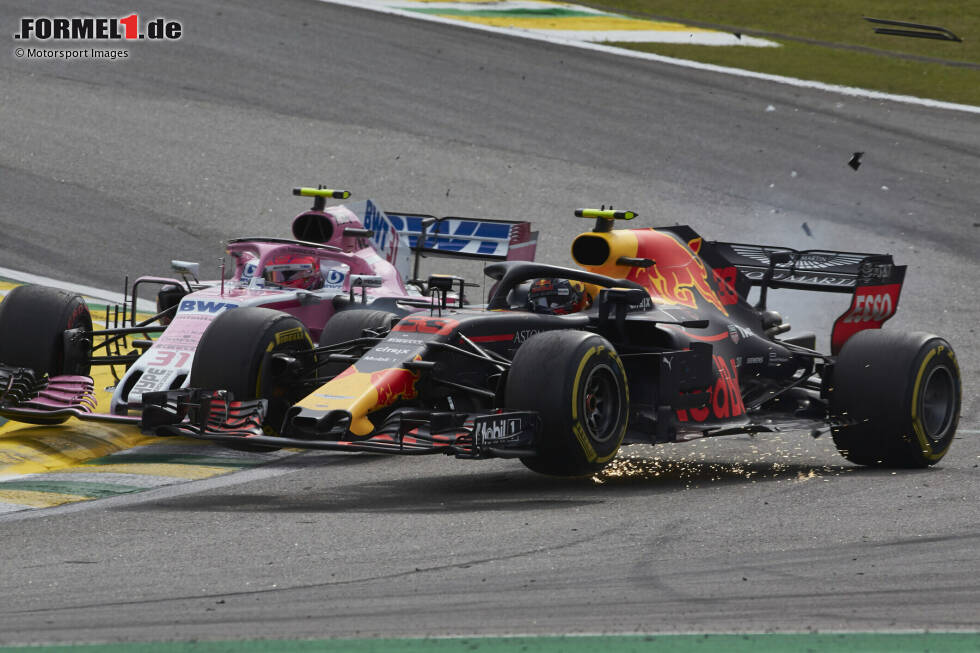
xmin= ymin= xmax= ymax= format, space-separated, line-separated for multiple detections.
xmin=506 ymin=331 xmax=629 ymax=477
xmin=190 ymin=307 xmax=315 ymax=449
xmin=0 ymin=285 xmax=92 ymax=377
xmin=830 ymin=330 xmax=961 ymax=467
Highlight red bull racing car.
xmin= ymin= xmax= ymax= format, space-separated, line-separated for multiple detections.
xmin=134 ymin=208 xmax=961 ymax=476
xmin=0 ymin=187 xmax=537 ymax=430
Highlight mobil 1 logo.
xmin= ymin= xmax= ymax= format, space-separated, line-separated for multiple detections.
xmin=472 ymin=412 xmax=538 ymax=448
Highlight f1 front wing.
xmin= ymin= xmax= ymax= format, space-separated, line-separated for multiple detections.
xmin=141 ymin=389 xmax=540 ymax=459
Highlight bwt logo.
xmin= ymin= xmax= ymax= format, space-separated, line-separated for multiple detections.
xmin=178 ymin=300 xmax=237 ymax=314
xmin=363 ymin=201 xmax=398 ymax=260
xmin=15 ymin=15 xmax=182 ymax=41
xmin=325 ymin=268 xmax=345 ymax=286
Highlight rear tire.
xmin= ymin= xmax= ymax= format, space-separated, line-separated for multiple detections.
xmin=190 ymin=307 xmax=315 ymax=450
xmin=830 ymin=330 xmax=960 ymax=467
xmin=0 ymin=285 xmax=92 ymax=377
xmin=506 ymin=331 xmax=628 ymax=477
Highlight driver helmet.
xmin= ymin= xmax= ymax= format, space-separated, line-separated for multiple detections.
xmin=263 ymin=254 xmax=324 ymax=290
xmin=527 ymin=278 xmax=590 ymax=315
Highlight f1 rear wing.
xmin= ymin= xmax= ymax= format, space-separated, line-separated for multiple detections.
xmin=706 ymin=242 xmax=902 ymax=294
xmin=703 ymin=240 xmax=906 ymax=354
xmin=347 ymin=200 xmax=538 ymax=281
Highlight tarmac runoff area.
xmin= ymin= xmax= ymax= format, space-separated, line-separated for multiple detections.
xmin=0 ymin=276 xmax=290 ymax=515
xmin=335 ymin=0 xmax=779 ymax=47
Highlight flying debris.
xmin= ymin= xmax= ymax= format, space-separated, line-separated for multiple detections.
xmin=848 ymin=152 xmax=863 ymax=170
xmin=802 ymin=222 xmax=812 ymax=237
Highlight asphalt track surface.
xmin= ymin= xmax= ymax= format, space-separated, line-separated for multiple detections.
xmin=1 ymin=0 xmax=978 ymax=645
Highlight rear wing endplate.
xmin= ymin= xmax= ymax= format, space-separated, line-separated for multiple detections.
xmin=346 ymin=200 xmax=538 ymax=282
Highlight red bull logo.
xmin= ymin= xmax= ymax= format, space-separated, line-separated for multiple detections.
xmin=296 ymin=363 xmax=419 ymax=436
xmin=628 ymin=231 xmax=728 ymax=316
xmin=676 ymin=356 xmax=745 ymax=423
xmin=370 ymin=367 xmax=420 ymax=408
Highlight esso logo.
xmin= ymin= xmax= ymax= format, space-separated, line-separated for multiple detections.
xmin=325 ymin=268 xmax=345 ymax=285
xmin=844 ymin=292 xmax=894 ymax=323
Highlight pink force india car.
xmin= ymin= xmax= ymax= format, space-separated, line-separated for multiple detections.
xmin=0 ymin=187 xmax=537 ymax=431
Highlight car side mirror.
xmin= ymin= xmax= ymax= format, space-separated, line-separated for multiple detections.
xmin=171 ymin=260 xmax=200 ymax=283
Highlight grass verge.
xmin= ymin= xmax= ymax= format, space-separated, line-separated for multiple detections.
xmin=585 ymin=1 xmax=980 ymax=106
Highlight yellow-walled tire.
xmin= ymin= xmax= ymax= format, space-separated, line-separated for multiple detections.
xmin=830 ymin=330 xmax=960 ymax=468
xmin=190 ymin=307 xmax=315 ymax=449
xmin=506 ymin=330 xmax=628 ymax=477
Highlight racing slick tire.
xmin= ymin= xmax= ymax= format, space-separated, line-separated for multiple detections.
xmin=830 ymin=330 xmax=960 ymax=468
xmin=156 ymin=284 xmax=186 ymax=326
xmin=506 ymin=330 xmax=628 ymax=477
xmin=318 ymin=309 xmax=398 ymax=346
xmin=0 ymin=284 xmax=92 ymax=378
xmin=319 ymin=309 xmax=398 ymax=378
xmin=190 ymin=307 xmax=316 ymax=451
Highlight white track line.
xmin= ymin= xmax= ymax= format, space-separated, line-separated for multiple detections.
xmin=0 ymin=265 xmax=157 ymax=312
xmin=319 ymin=0 xmax=980 ymax=115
